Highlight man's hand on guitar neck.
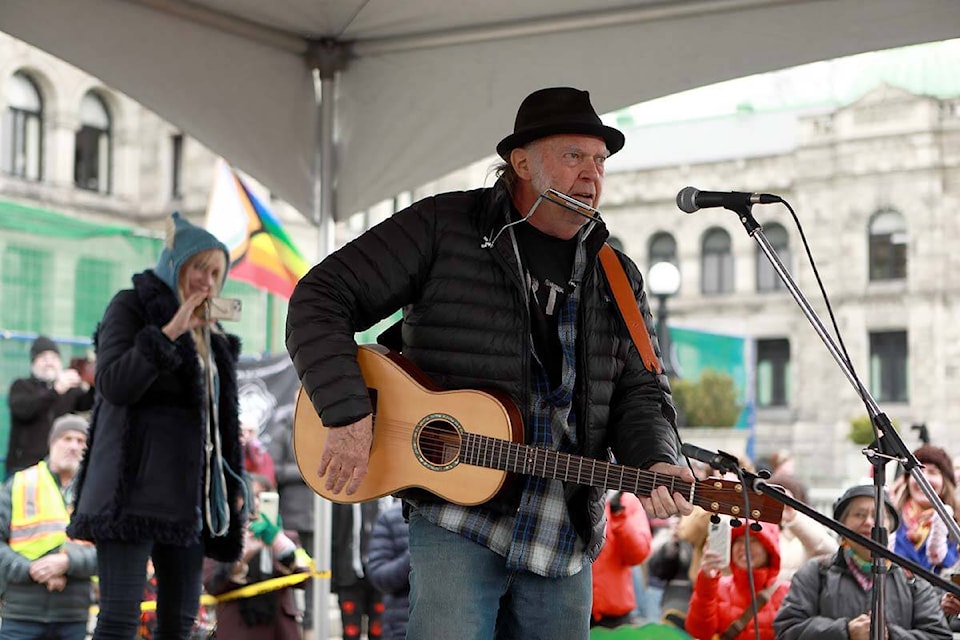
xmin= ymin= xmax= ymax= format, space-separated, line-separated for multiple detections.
xmin=318 ymin=414 xmax=374 ymax=495
xmin=639 ymin=462 xmax=695 ymax=519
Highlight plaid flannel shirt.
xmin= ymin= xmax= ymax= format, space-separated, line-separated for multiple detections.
xmin=411 ymin=236 xmax=592 ymax=577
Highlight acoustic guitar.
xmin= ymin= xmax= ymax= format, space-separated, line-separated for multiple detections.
xmin=294 ymin=345 xmax=782 ymax=524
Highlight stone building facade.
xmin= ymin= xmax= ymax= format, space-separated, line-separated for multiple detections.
xmin=598 ymin=85 xmax=960 ymax=490
xmin=0 ymin=30 xmax=318 ymax=255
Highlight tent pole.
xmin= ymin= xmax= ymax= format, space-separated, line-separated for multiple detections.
xmin=311 ymin=82 xmax=334 ymax=640
xmin=308 ymin=39 xmax=348 ymax=640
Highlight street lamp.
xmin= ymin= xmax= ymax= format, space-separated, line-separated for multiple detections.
xmin=647 ymin=261 xmax=681 ymax=378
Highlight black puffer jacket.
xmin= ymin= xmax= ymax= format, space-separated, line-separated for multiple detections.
xmin=286 ymin=180 xmax=679 ymax=558
xmin=67 ymin=271 xmax=245 ymax=562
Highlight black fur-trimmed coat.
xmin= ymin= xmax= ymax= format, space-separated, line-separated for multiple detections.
xmin=67 ymin=271 xmax=245 ymax=562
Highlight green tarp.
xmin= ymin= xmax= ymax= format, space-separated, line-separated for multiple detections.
xmin=0 ymin=198 xmax=160 ymax=241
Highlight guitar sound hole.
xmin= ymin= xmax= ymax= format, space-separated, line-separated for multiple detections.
xmin=418 ymin=420 xmax=461 ymax=466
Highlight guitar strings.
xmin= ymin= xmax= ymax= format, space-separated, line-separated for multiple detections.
xmin=357 ymin=416 xmax=774 ymax=521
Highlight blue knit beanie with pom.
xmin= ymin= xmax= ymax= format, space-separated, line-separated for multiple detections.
xmin=153 ymin=212 xmax=230 ymax=297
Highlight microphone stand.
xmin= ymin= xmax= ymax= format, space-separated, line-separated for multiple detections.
xmin=725 ymin=202 xmax=960 ymax=640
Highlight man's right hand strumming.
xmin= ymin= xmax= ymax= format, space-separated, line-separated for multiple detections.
xmin=318 ymin=414 xmax=374 ymax=495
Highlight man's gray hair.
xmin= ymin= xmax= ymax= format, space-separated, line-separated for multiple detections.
xmin=493 ymin=139 xmax=545 ymax=193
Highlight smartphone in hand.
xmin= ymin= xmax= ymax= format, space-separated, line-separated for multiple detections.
xmin=258 ymin=491 xmax=280 ymax=524
xmin=207 ymin=297 xmax=242 ymax=321
xmin=194 ymin=297 xmax=242 ymax=321
xmin=707 ymin=514 xmax=732 ymax=566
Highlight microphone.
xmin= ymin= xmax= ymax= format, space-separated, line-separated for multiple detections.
xmin=680 ymin=442 xmax=741 ymax=474
xmin=676 ymin=186 xmax=781 ymax=213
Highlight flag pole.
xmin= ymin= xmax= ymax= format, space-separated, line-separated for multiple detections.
xmin=265 ymin=291 xmax=275 ymax=353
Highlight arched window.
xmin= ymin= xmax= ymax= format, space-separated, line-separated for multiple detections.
xmin=757 ymin=223 xmax=789 ymax=292
xmin=701 ymin=227 xmax=733 ymax=294
xmin=1 ymin=71 xmax=43 ymax=180
xmin=648 ymin=231 xmax=677 ymax=268
xmin=75 ymin=91 xmax=112 ymax=193
xmin=868 ymin=209 xmax=907 ymax=281
xmin=607 ymin=235 xmax=625 ymax=253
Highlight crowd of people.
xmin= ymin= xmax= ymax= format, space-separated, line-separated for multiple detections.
xmin=2 ymin=85 xmax=960 ymax=640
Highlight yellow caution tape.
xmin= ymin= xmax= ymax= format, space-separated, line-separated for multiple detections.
xmin=89 ymin=567 xmax=331 ymax=615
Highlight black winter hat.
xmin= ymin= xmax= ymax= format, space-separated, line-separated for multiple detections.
xmin=30 ymin=335 xmax=60 ymax=361
xmin=833 ymin=485 xmax=900 ymax=532
xmin=496 ymin=87 xmax=625 ymax=160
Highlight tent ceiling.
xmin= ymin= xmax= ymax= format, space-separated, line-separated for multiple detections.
xmin=1 ymin=0 xmax=959 ymax=222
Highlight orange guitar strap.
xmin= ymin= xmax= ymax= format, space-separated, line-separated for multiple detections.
xmin=598 ymin=243 xmax=663 ymax=375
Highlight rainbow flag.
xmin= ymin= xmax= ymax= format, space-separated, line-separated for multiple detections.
xmin=205 ymin=160 xmax=309 ymax=299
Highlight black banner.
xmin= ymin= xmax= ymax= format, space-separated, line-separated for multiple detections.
xmin=236 ymin=353 xmax=300 ymax=450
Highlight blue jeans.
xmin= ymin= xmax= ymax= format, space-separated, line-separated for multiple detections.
xmin=406 ymin=513 xmax=591 ymax=640
xmin=93 ymin=539 xmax=205 ymax=640
xmin=0 ymin=619 xmax=88 ymax=640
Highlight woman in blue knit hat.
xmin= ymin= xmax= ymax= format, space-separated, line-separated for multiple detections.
xmin=68 ymin=212 xmax=246 ymax=639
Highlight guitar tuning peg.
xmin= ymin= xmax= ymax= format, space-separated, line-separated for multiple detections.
xmin=750 ymin=522 xmax=763 ymax=532
xmin=710 ymin=514 xmax=721 ymax=524
xmin=729 ymin=518 xmax=742 ymax=528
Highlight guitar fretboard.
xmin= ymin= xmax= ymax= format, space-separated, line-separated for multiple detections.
xmin=461 ymin=432 xmax=697 ymax=504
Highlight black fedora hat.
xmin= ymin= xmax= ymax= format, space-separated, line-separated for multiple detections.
xmin=496 ymin=87 xmax=625 ymax=160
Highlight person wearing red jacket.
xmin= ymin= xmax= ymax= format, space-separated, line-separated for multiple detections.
xmin=240 ymin=416 xmax=276 ymax=487
xmin=591 ymin=491 xmax=653 ymax=628
xmin=685 ymin=520 xmax=788 ymax=640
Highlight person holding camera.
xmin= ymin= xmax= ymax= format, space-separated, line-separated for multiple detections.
xmin=685 ymin=521 xmax=787 ymax=640
xmin=67 ymin=211 xmax=246 ymax=639
xmin=203 ymin=473 xmax=304 ymax=640
xmin=6 ymin=335 xmax=94 ymax=478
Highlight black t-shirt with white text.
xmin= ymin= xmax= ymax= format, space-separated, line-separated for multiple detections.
xmin=513 ymin=219 xmax=578 ymax=389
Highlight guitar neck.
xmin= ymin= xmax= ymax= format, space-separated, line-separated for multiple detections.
xmin=461 ymin=432 xmax=693 ymax=500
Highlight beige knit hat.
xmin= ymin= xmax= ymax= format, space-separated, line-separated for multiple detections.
xmin=48 ymin=414 xmax=89 ymax=446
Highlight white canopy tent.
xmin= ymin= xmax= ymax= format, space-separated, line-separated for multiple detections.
xmin=3 ymin=1 xmax=958 ymax=637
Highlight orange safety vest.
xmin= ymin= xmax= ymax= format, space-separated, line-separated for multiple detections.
xmin=9 ymin=460 xmax=68 ymax=560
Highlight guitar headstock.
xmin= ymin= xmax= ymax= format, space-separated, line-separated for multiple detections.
xmin=694 ymin=477 xmax=784 ymax=524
